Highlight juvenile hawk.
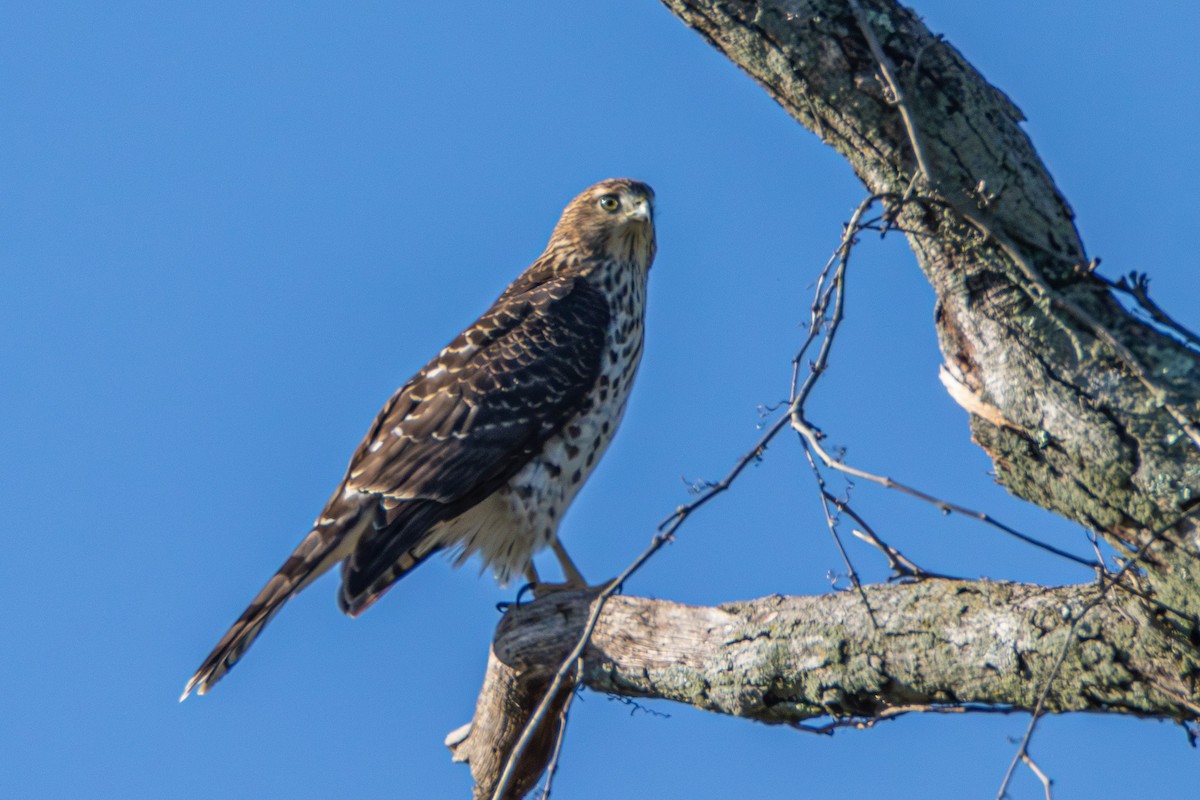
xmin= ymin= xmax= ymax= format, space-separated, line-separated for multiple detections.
xmin=182 ymin=178 xmax=656 ymax=698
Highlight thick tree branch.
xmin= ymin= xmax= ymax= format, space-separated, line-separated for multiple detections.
xmin=659 ymin=0 xmax=1200 ymax=624
xmin=451 ymin=585 xmax=1199 ymax=794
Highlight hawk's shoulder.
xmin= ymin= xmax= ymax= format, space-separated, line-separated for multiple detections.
xmin=348 ymin=272 xmax=610 ymax=505
xmin=333 ymin=272 xmax=610 ymax=608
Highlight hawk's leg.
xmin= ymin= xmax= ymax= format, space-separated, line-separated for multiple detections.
xmin=551 ymin=539 xmax=587 ymax=587
xmin=529 ymin=540 xmax=617 ymax=597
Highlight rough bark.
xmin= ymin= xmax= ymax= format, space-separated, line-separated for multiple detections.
xmin=452 ymin=583 xmax=1199 ymax=795
xmin=452 ymin=1 xmax=1200 ymax=795
xmin=658 ymin=0 xmax=1200 ymax=626
xmin=448 ymin=643 xmax=576 ymax=800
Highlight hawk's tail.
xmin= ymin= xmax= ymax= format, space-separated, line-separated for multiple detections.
xmin=180 ymin=513 xmax=366 ymax=700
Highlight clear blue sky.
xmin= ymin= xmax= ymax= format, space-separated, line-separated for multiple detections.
xmin=3 ymin=2 xmax=1197 ymax=797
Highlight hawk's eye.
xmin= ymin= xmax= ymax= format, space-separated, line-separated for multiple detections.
xmin=598 ymin=195 xmax=620 ymax=213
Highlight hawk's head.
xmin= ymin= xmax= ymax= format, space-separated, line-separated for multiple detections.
xmin=549 ymin=178 xmax=656 ymax=269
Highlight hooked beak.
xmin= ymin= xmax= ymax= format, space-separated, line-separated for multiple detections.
xmin=626 ymin=197 xmax=653 ymax=223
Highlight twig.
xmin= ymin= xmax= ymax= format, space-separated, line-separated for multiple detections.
xmin=804 ymin=446 xmax=878 ymax=627
xmin=790 ymin=197 xmax=877 ymax=409
xmin=1093 ymin=270 xmax=1200 ymax=352
xmin=1145 ymin=676 xmax=1200 ymax=718
xmin=537 ymin=664 xmax=582 ymax=800
xmin=995 ymin=609 xmax=1077 ymax=800
xmin=835 ymin=496 xmax=945 ymax=579
xmin=847 ymin=0 xmax=932 ymax=182
xmin=793 ymin=702 xmax=1028 ymax=736
xmin=788 ymin=198 xmax=881 ymax=623
xmin=1097 ymin=502 xmax=1200 ymax=614
xmin=790 ymin=198 xmax=879 ymax=401
xmin=962 ymin=210 xmax=1200 ymax=453
xmin=1085 ymin=528 xmax=1108 ymax=573
xmin=790 ymin=412 xmax=1101 ymax=570
xmin=1021 ymin=752 xmax=1053 ymax=800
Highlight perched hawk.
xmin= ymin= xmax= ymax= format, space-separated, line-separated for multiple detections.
xmin=182 ymin=178 xmax=656 ymax=699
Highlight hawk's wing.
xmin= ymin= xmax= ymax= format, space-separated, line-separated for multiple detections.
xmin=335 ymin=273 xmax=610 ymax=613
xmin=182 ymin=274 xmax=609 ymax=698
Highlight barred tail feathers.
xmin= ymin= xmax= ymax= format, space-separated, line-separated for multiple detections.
xmin=180 ymin=515 xmax=366 ymax=700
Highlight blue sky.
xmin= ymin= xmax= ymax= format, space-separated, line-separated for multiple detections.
xmin=3 ymin=2 xmax=1197 ymax=797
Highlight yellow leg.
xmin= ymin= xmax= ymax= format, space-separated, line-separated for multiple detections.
xmin=551 ymin=539 xmax=588 ymax=587
xmin=526 ymin=539 xmax=618 ymax=598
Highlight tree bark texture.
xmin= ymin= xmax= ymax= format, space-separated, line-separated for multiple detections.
xmin=659 ymin=0 xmax=1200 ymax=623
xmin=452 ymin=584 xmax=1198 ymax=796
xmin=453 ymin=1 xmax=1200 ymax=794
xmin=494 ymin=585 xmax=1194 ymax=723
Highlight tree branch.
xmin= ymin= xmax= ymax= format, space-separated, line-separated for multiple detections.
xmin=451 ymin=583 xmax=1199 ymax=794
xmin=659 ymin=0 xmax=1200 ymax=624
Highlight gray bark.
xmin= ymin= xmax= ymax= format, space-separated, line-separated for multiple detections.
xmin=451 ymin=1 xmax=1200 ymax=795
xmin=492 ymin=584 xmax=1195 ymax=724
xmin=659 ymin=0 xmax=1200 ymax=622
xmin=452 ymin=582 xmax=1198 ymax=797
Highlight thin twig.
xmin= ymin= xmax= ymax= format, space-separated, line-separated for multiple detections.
xmin=1085 ymin=528 xmax=1108 ymax=573
xmin=790 ymin=199 xmax=877 ymax=401
xmin=791 ymin=412 xmax=1101 ymax=570
xmin=1097 ymin=502 xmax=1200 ymax=610
xmin=995 ymin=609 xmax=1078 ymax=800
xmin=961 ymin=209 xmax=1200 ymax=452
xmin=1022 ymin=752 xmax=1054 ymax=800
xmin=537 ymin=663 xmax=582 ymax=800
xmin=789 ymin=198 xmax=881 ymax=622
xmin=1093 ymin=270 xmax=1200 ymax=352
xmin=834 ymin=495 xmax=946 ymax=579
xmin=791 ymin=199 xmax=876 ymax=409
xmin=804 ymin=445 xmax=878 ymax=626
xmin=793 ymin=702 xmax=1027 ymax=736
xmin=847 ymin=0 xmax=932 ymax=182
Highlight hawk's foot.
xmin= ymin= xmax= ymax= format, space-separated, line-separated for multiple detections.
xmin=496 ymin=581 xmax=538 ymax=613
xmin=529 ymin=576 xmax=620 ymax=598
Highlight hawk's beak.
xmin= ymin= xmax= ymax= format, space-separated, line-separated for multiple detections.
xmin=627 ymin=198 xmax=652 ymax=223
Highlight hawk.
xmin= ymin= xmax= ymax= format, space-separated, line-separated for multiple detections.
xmin=182 ymin=178 xmax=656 ymax=699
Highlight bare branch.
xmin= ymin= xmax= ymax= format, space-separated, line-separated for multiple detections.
xmin=454 ymin=582 xmax=1197 ymax=776
xmin=846 ymin=0 xmax=932 ymax=183
xmin=1020 ymin=752 xmax=1054 ymax=800
xmin=791 ymin=411 xmax=1101 ymax=571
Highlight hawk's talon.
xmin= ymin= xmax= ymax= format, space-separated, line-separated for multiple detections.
xmin=530 ymin=576 xmax=619 ymax=598
xmin=529 ymin=580 xmax=584 ymax=598
xmin=515 ymin=582 xmax=537 ymax=605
